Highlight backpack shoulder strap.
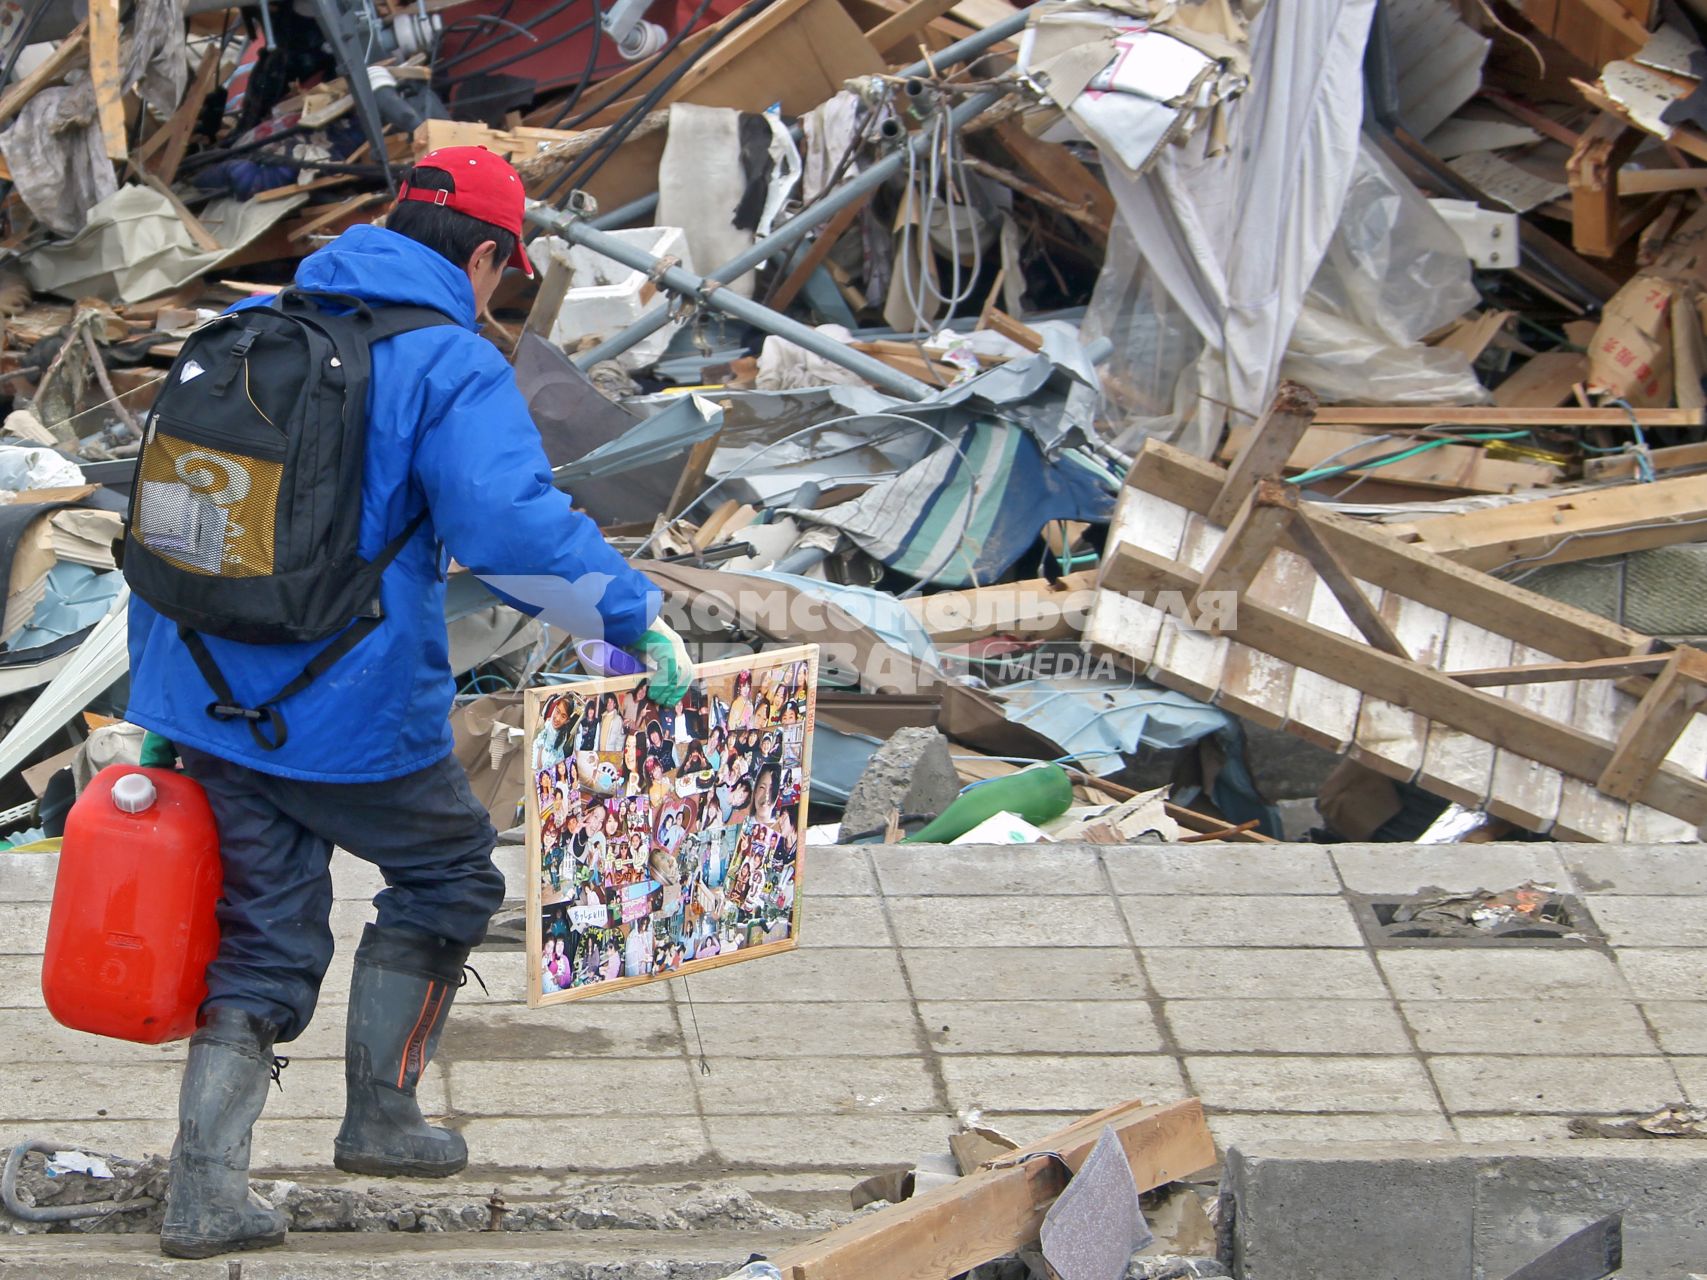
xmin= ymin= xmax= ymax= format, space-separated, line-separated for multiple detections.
xmin=365 ymin=306 xmax=459 ymax=342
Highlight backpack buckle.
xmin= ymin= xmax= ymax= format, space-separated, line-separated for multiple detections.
xmin=231 ymin=328 xmax=259 ymax=356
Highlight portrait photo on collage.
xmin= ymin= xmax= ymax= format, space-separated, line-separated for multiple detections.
xmin=525 ymin=645 xmax=817 ymax=1005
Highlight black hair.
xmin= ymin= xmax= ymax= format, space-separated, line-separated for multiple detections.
xmin=387 ymin=164 xmax=518 ymax=273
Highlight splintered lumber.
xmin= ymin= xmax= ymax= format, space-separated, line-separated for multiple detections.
xmin=1195 ymin=478 xmax=1297 ymax=612
xmin=1566 ymin=112 xmax=1662 ymax=258
xmin=88 ymin=0 xmax=125 ymax=161
xmin=1208 ymin=382 xmax=1318 ymax=524
xmin=1584 ymin=439 xmax=1707 ymax=480
xmin=1288 ymin=509 xmax=1411 ymax=659
xmin=143 ymin=43 xmax=222 ymax=183
xmin=866 ymin=0 xmax=964 ymax=54
xmin=1311 ymin=405 xmax=1706 ymax=426
xmin=903 ymin=571 xmax=1096 ymax=642
xmin=138 ymin=173 xmax=221 ymax=252
xmin=1599 ymin=648 xmax=1707 ymax=801
xmin=767 ymin=1099 xmax=1214 ymax=1280
xmin=989 ymin=119 xmax=1114 ymax=242
xmin=1394 ymin=473 xmax=1707 ymax=571
xmin=1102 ymin=538 xmax=1707 ymax=825
xmin=1452 ymin=653 xmax=1670 ymax=686
xmin=1219 ymin=422 xmax=1558 ymax=495
xmin=0 ymin=20 xmax=87 ymax=130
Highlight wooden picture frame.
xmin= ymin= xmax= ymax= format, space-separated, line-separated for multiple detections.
xmin=524 ymin=644 xmax=818 ymax=1006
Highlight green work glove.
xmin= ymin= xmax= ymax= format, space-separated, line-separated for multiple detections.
xmin=139 ymin=732 xmax=178 ymax=769
xmin=631 ymin=620 xmax=693 ymax=707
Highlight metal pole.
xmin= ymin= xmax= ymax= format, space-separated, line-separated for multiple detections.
xmin=566 ymin=87 xmax=1002 ymax=367
xmin=531 ymin=205 xmax=935 ymax=399
xmin=580 ymin=11 xmax=1027 ymax=233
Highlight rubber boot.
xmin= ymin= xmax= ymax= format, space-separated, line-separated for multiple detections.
xmin=333 ymin=923 xmax=469 ymax=1177
xmin=159 ymin=1007 xmax=288 ymax=1259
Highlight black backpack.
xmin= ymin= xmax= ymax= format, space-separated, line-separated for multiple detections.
xmin=123 ymin=288 xmax=453 ymax=750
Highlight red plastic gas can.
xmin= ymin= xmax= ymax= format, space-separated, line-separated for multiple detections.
xmin=41 ymin=766 xmax=223 ymax=1043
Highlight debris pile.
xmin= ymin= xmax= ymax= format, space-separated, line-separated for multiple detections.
xmin=0 ymin=0 xmax=1704 ymax=844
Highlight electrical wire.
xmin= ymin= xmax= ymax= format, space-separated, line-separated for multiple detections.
xmin=629 ymin=411 xmax=986 ymax=589
xmin=0 ymin=0 xmax=57 ymax=96
xmin=1496 ymin=516 xmax=1707 ymax=579
xmin=896 ymin=91 xmax=985 ymax=331
xmin=550 ymin=0 xmax=605 ymax=123
xmin=1284 ymin=430 xmax=1530 ymax=486
xmin=549 ymin=0 xmax=724 ymax=132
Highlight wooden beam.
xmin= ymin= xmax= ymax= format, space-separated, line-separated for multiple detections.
xmin=1598 ymin=648 xmax=1707 ymax=802
xmin=903 ymin=571 xmax=1097 ymax=642
xmin=1395 ymin=471 xmax=1707 ymax=571
xmin=144 ymin=42 xmax=221 ymax=184
xmin=0 ymin=21 xmax=87 ymax=131
xmin=1195 ymin=478 xmax=1297 ymax=615
xmin=286 ymin=190 xmax=385 ymax=244
xmin=1102 ymin=541 xmax=1707 ymax=825
xmin=768 ymin=191 xmax=873 ymax=312
xmin=1289 ymin=508 xmax=1411 ymax=659
xmin=1219 ymin=422 xmax=1559 ymax=495
xmin=768 ymin=1098 xmax=1215 ymax=1280
xmin=1127 ymin=439 xmax=1651 ymax=663
xmin=990 ymin=119 xmax=1114 ymax=242
xmin=1311 ymin=406 xmax=1706 ymax=427
xmin=137 ymin=173 xmax=221 ymax=252
xmin=88 ymin=0 xmax=126 ymax=161
xmin=981 ymin=309 xmax=1044 ymax=353
xmin=665 ymin=430 xmax=724 ymax=520
xmin=1452 ymin=652 xmax=1669 ymax=686
xmin=1209 ymin=381 xmax=1318 ymax=524
xmin=1584 ymin=439 xmax=1707 ymax=480
xmin=1567 ymin=112 xmax=1650 ymax=258
xmin=867 ymin=0 xmax=963 ymax=55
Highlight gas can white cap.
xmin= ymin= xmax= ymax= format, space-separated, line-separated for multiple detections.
xmin=111 ymin=772 xmax=157 ymax=814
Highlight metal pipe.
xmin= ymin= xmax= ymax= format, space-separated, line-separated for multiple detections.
xmin=529 ymin=204 xmax=935 ymax=399
xmin=567 ymin=87 xmax=1002 ymax=368
xmin=572 ymin=14 xmax=1026 ymax=257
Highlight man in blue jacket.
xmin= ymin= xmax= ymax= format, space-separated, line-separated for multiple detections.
xmin=126 ymin=147 xmax=694 ymax=1259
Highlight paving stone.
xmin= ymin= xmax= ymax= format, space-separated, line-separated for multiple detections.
xmin=0 ymin=850 xmax=60 ymax=901
xmin=252 ymin=1117 xmax=343 ymax=1169
xmin=1120 ymin=895 xmax=1363 ymax=948
xmin=1448 ymin=1115 xmax=1578 ymax=1142
xmin=1378 ymin=949 xmax=1629 ymax=1001
xmin=14 ymin=1119 xmax=178 ymax=1162
xmin=939 ymin=1054 xmax=1188 ymax=1113
xmin=681 ymin=947 xmax=908 ymax=1003
xmin=686 ymin=1001 xmax=923 ymax=1057
xmin=798 ymin=896 xmax=894 ymax=948
xmin=0 ymin=1063 xmax=183 ymax=1122
xmin=1640 ymin=1001 xmax=1707 ymax=1055
xmin=1101 ymin=845 xmax=1340 ymax=895
xmin=0 ymin=955 xmax=47 ymax=1007
xmin=885 ymin=895 xmax=1131 ymax=948
xmin=1667 ymin=1056 xmax=1707 ymax=1106
xmin=1401 ymin=999 xmax=1660 ymax=1056
xmin=1209 ymin=1113 xmax=1454 ymax=1149
xmin=461 ymin=1116 xmax=712 ymax=1170
xmin=1142 ymin=948 xmax=1387 ymax=1000
xmin=901 ymin=947 xmax=1148 ymax=1001
xmin=918 ymin=999 xmax=1163 ymax=1054
xmin=1428 ymin=1055 xmax=1682 ymax=1114
xmin=705 ymin=1113 xmax=955 ymax=1168
xmin=0 ymin=1009 xmax=190 ymax=1064
xmin=973 ymin=1112 xmax=1096 ymax=1145
xmin=801 ymin=846 xmax=877 ymax=896
xmin=870 ymin=846 xmax=1105 ymax=897
xmin=1565 ymin=845 xmax=1707 ymax=896
xmin=695 ymin=1056 xmax=940 ymax=1115
xmin=1332 ymin=843 xmax=1567 ymax=894
xmin=1615 ymin=949 xmax=1707 ymax=1000
xmin=0 ymin=900 xmax=50 ymax=955
xmin=1185 ymin=1055 xmax=1440 ymax=1114
xmin=448 ymin=1058 xmax=698 ymax=1116
xmin=1164 ymin=999 xmax=1411 ymax=1054
xmin=1584 ymin=896 xmax=1707 ymax=947
xmin=439 ymin=1002 xmax=685 ymax=1060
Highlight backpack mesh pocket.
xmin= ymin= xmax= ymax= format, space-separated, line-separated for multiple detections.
xmin=135 ymin=429 xmax=283 ymax=577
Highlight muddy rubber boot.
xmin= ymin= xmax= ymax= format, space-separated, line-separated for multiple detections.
xmin=159 ymin=1007 xmax=288 ymax=1259
xmin=333 ymin=923 xmax=469 ymax=1177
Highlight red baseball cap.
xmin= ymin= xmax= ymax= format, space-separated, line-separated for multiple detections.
xmin=396 ymin=145 xmax=534 ymax=277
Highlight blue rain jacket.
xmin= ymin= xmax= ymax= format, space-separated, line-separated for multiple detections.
xmin=126 ymin=226 xmax=661 ymax=783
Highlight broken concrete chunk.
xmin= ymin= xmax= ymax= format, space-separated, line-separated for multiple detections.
xmin=839 ymin=726 xmax=961 ymax=841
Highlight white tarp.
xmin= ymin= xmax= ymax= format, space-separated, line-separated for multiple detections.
xmin=1101 ymin=0 xmax=1376 ymax=455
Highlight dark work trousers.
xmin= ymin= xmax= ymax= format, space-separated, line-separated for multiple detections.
xmin=177 ymin=746 xmax=504 ymax=1043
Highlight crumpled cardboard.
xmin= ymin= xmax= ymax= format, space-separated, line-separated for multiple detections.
xmin=1588 ymin=204 xmax=1707 ymax=406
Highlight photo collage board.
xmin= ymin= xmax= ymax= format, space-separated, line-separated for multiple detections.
xmin=525 ymin=645 xmax=817 ymax=1006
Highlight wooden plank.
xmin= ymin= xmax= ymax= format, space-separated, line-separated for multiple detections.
xmin=0 ymin=21 xmax=87 ymax=131
xmin=1153 ymin=513 xmax=1229 ymax=703
xmin=286 ymin=191 xmax=386 ymax=244
xmin=663 ymin=0 xmax=884 ymax=116
xmin=1084 ymin=487 xmax=1186 ymax=672
xmin=1397 ymin=472 xmax=1707 ymax=572
xmin=867 ymin=0 xmax=963 ymax=55
xmin=1311 ymin=405 xmax=1706 ymax=426
xmin=138 ymin=173 xmax=221 ymax=252
xmin=1452 ymin=653 xmax=1669 ymax=686
xmin=1129 ymin=440 xmax=1649 ymax=662
xmin=88 ymin=0 xmax=126 ymax=161
xmin=982 ymin=309 xmax=1045 ymax=353
xmin=1486 ymin=642 xmax=1573 ymax=833
xmin=771 ymin=1098 xmax=1214 ymax=1280
xmin=1599 ymin=648 xmax=1707 ymax=801
xmin=1209 ymin=382 xmax=1317 ymax=523
xmin=1584 ymin=438 xmax=1707 ymax=480
xmin=1288 ymin=510 xmax=1410 ymax=659
xmin=1218 ymin=422 xmax=1559 ymax=495
xmin=1283 ymin=571 xmax=1366 ymax=755
xmin=1351 ymin=594 xmax=1447 ymax=783
xmin=768 ymin=192 xmax=873 ymax=312
xmin=1626 ymin=713 xmax=1707 ymax=840
xmin=1194 ymin=478 xmax=1296 ymax=615
xmin=1554 ymin=678 xmax=1634 ymax=840
xmin=1419 ymin=621 xmax=1512 ymax=809
xmin=1493 ymin=351 xmax=1590 ymax=407
xmin=1102 ymin=542 xmax=1707 ymax=827
xmin=903 ymin=571 xmax=1096 ymax=642
xmin=146 ymin=44 xmax=224 ymax=184
xmin=990 ymin=119 xmax=1114 ymax=242
xmin=1567 ymin=112 xmax=1642 ymax=258
xmin=1215 ymin=544 xmax=1314 ymax=731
